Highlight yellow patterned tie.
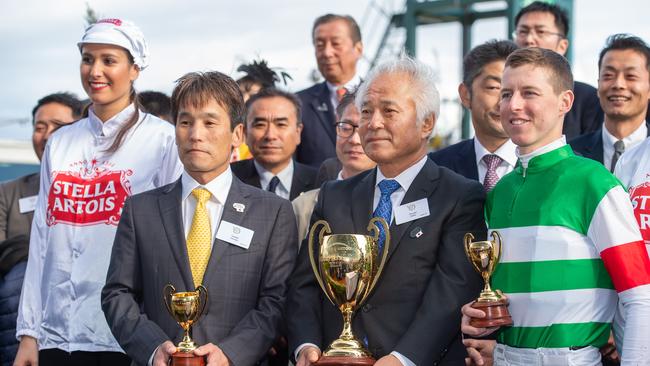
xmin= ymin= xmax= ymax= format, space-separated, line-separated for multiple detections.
xmin=187 ymin=188 xmax=212 ymax=288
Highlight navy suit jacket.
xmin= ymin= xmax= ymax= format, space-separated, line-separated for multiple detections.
xmin=563 ymin=81 xmax=604 ymax=140
xmin=231 ymin=159 xmax=317 ymax=201
xmin=428 ymin=139 xmax=479 ymax=181
xmin=569 ymin=122 xmax=650 ymax=164
xmin=295 ymin=82 xmax=337 ymax=167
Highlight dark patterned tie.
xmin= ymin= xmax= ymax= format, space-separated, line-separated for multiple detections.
xmin=267 ymin=176 xmax=280 ymax=193
xmin=611 ymin=140 xmax=625 ymax=172
xmin=372 ymin=179 xmax=401 ymax=253
xmin=482 ymin=154 xmax=503 ymax=192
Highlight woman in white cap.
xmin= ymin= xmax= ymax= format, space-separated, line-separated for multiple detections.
xmin=14 ymin=18 xmax=182 ymax=366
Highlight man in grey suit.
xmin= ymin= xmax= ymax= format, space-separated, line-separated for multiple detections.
xmin=102 ymin=71 xmax=298 ymax=366
xmin=0 ymin=92 xmax=81 ymax=365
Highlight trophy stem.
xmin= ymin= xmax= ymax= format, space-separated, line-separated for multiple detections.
xmin=339 ymin=307 xmax=354 ymax=341
xmin=177 ymin=329 xmax=197 ymax=352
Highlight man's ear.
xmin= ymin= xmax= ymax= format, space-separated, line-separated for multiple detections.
xmin=231 ymin=123 xmax=244 ymax=149
xmin=420 ymin=112 xmax=435 ymax=140
xmin=559 ymin=89 xmax=575 ymax=116
xmin=458 ymin=83 xmax=471 ymax=109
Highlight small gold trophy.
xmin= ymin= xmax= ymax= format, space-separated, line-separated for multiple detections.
xmin=308 ymin=218 xmax=390 ymax=366
xmin=463 ymin=232 xmax=512 ymax=328
xmin=163 ymin=284 xmax=208 ymax=366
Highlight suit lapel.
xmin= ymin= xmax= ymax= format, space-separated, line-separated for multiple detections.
xmin=456 ymin=139 xmax=479 ymax=181
xmin=351 ymin=170 xmax=376 ymax=234
xmin=241 ymin=160 xmax=262 ymax=189
xmin=158 ymin=179 xmax=195 ymax=291
xmin=591 ymin=129 xmax=604 ymax=163
xmin=290 ymin=162 xmax=309 ymax=200
xmin=387 ymin=160 xmax=440 ymax=261
xmin=203 ymin=178 xmax=251 ymax=278
xmin=309 ymin=83 xmax=337 ymax=142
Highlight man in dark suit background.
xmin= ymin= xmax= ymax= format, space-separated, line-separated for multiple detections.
xmin=231 ymin=88 xmax=317 ymax=200
xmin=512 ymin=1 xmax=604 ymax=140
xmin=429 ymin=40 xmax=518 ymax=190
xmin=296 ymin=14 xmax=363 ymax=167
xmin=102 ymin=72 xmax=297 ymax=366
xmin=287 ymin=57 xmax=485 ymax=366
xmin=570 ymin=34 xmax=650 ymax=170
xmin=0 ymin=92 xmax=82 ymax=365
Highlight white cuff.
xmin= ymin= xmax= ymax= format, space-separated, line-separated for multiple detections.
xmin=148 ymin=345 xmax=159 ymax=366
xmin=16 ymin=329 xmax=39 ymax=343
xmin=391 ymin=351 xmax=416 ymax=366
xmin=295 ymin=343 xmax=320 ymax=360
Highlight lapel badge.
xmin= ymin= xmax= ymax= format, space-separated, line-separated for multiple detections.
xmin=233 ymin=203 xmax=245 ymax=213
xmin=410 ymin=227 xmax=423 ymax=239
xmin=317 ymin=102 xmax=328 ymax=112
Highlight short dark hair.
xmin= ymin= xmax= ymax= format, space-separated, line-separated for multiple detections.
xmin=336 ymin=88 xmax=358 ymax=118
xmin=505 ymin=47 xmax=573 ymax=94
xmin=463 ymin=40 xmax=518 ymax=90
xmin=312 ymin=14 xmax=362 ymax=44
xmin=171 ymin=71 xmax=245 ymax=129
xmin=31 ymin=92 xmax=83 ymax=124
xmin=598 ymin=33 xmax=650 ymax=72
xmin=139 ymin=91 xmax=171 ymax=119
xmin=515 ymin=1 xmax=569 ymax=37
xmin=245 ymin=88 xmax=303 ymax=125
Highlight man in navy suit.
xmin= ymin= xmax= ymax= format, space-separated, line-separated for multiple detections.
xmin=429 ymin=40 xmax=518 ymax=189
xmin=296 ymin=14 xmax=363 ymax=167
xmin=512 ymin=1 xmax=604 ymax=140
xmin=570 ymin=34 xmax=650 ymax=171
xmin=231 ymin=88 xmax=317 ymax=200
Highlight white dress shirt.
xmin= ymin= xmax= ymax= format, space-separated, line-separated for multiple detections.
xmin=181 ymin=168 xmax=232 ymax=240
xmin=326 ymin=74 xmax=362 ymax=110
xmin=254 ymin=160 xmax=293 ymax=200
xmin=473 ymin=138 xmax=518 ymax=184
xmin=602 ymin=122 xmax=647 ymax=170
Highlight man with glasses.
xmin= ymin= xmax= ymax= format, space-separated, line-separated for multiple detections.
xmin=512 ymin=1 xmax=603 ymax=139
xmin=292 ymin=90 xmax=376 ymax=241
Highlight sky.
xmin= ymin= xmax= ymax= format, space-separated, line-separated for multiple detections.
xmin=0 ymin=0 xmax=648 ymax=142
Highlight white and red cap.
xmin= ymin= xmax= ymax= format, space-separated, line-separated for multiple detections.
xmin=77 ymin=18 xmax=149 ymax=70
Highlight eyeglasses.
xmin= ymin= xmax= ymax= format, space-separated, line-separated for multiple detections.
xmin=335 ymin=121 xmax=358 ymax=138
xmin=512 ymin=28 xmax=565 ymax=40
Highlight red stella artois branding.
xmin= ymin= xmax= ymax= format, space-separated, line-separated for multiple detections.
xmin=629 ymin=181 xmax=650 ymax=243
xmin=47 ymin=159 xmax=133 ymax=226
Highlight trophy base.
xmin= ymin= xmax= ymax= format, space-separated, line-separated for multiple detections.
xmin=169 ymin=352 xmax=206 ymax=366
xmin=469 ymin=299 xmax=513 ymax=328
xmin=315 ymin=356 xmax=376 ymax=366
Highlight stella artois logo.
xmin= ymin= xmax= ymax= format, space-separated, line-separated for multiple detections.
xmin=47 ymin=159 xmax=133 ymax=226
xmin=629 ymin=182 xmax=650 ymax=244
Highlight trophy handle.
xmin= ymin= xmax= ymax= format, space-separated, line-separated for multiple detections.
xmin=365 ymin=217 xmax=391 ymax=299
xmin=308 ymin=220 xmax=336 ymax=306
xmin=196 ymin=285 xmax=209 ymax=320
xmin=490 ymin=231 xmax=503 ymax=273
xmin=464 ymin=233 xmax=483 ymax=275
xmin=163 ymin=284 xmax=176 ymax=319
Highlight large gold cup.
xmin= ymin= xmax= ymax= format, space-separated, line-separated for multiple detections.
xmin=463 ymin=232 xmax=512 ymax=328
xmin=308 ymin=218 xmax=390 ymax=365
xmin=163 ymin=284 xmax=208 ymax=362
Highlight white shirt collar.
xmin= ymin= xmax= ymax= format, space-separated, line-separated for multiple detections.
xmin=517 ymin=136 xmax=567 ymax=169
xmin=602 ymin=122 xmax=647 ymax=150
xmin=88 ymin=103 xmax=139 ymax=137
xmin=254 ymin=160 xmax=294 ymax=197
xmin=473 ymin=138 xmax=518 ymax=168
xmin=375 ymin=155 xmax=428 ymax=193
xmin=181 ymin=168 xmax=232 ymax=205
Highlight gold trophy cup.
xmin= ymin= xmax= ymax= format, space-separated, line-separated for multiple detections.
xmin=163 ymin=284 xmax=208 ymax=366
xmin=308 ymin=218 xmax=390 ymax=366
xmin=463 ymin=232 xmax=512 ymax=328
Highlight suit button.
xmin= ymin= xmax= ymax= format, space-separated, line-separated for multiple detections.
xmin=433 ymin=362 xmax=438 ymax=366
xmin=362 ymin=304 xmax=372 ymax=312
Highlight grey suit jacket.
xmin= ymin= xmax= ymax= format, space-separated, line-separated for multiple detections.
xmin=102 ymin=176 xmax=298 ymax=366
xmin=0 ymin=173 xmax=39 ymax=242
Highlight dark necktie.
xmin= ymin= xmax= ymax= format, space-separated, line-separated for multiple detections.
xmin=372 ymin=179 xmax=401 ymax=253
xmin=611 ymin=140 xmax=625 ymax=172
xmin=482 ymin=154 xmax=503 ymax=192
xmin=267 ymin=176 xmax=280 ymax=193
